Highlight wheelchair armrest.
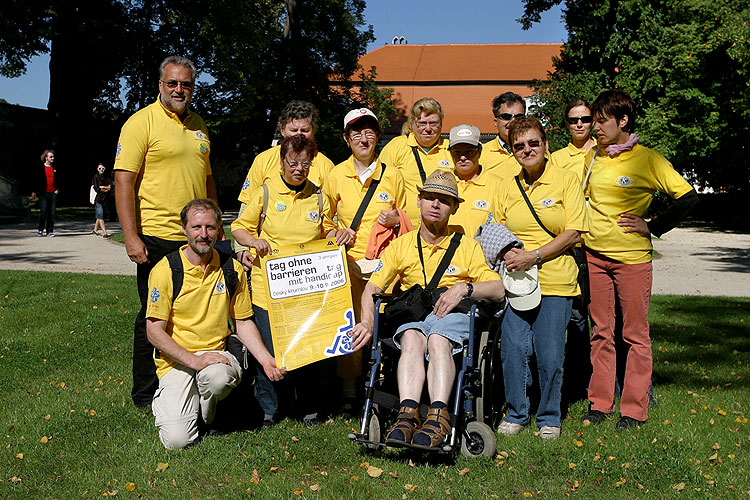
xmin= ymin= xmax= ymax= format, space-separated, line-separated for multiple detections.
xmin=465 ymin=297 xmax=508 ymax=320
xmin=372 ymin=293 xmax=397 ymax=304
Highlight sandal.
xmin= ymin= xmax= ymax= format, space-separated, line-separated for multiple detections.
xmin=410 ymin=407 xmax=450 ymax=450
xmin=385 ymin=405 xmax=421 ymax=445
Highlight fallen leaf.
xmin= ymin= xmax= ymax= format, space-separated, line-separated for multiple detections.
xmin=574 ymin=440 xmax=583 ymax=447
xmin=708 ymin=453 xmax=718 ymax=461
xmin=367 ymin=466 xmax=383 ymax=478
xmin=569 ymin=462 xmax=576 ymax=469
xmin=59 ymin=382 xmax=66 ymax=388
xmin=125 ymin=482 xmax=135 ymax=492
xmin=712 ymin=443 xmax=720 ymax=450
xmin=389 ymin=471 xmax=398 ymax=478
xmin=672 ymin=482 xmax=685 ymax=491
xmin=9 ymin=476 xmax=22 ymax=483
xmin=291 ymin=436 xmax=300 ymax=442
xmin=458 ymin=467 xmax=470 ymax=476
xmin=155 ymin=462 xmax=169 ymax=472
xmin=44 ymin=414 xmax=51 ymax=420
xmin=15 ymin=453 xmax=23 ymax=459
xmin=310 ymin=484 xmax=320 ymax=492
xmin=270 ymin=466 xmax=279 ymax=472
xmin=498 ymin=451 xmax=509 ymax=459
xmin=404 ymin=484 xmax=418 ymax=492
xmin=39 ymin=436 xmax=49 ymax=444
xmin=293 ymin=488 xmax=303 ymax=495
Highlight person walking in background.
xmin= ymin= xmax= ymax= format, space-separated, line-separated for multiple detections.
xmin=32 ymin=149 xmax=58 ymax=237
xmin=114 ymin=55 xmax=218 ymax=408
xmin=91 ymin=163 xmax=112 ymax=238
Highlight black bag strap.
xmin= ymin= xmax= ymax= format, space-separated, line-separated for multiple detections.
xmin=417 ymin=231 xmax=463 ymax=290
xmin=166 ymin=251 xmax=184 ymax=304
xmin=257 ymin=183 xmax=269 ymax=236
xmin=166 ymin=245 xmax=239 ymax=304
xmin=349 ymin=163 xmax=387 ymax=231
xmin=410 ymin=146 xmax=427 ymax=184
xmin=515 ymin=175 xmax=557 ymax=239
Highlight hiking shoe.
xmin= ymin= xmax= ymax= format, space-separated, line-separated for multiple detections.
xmin=497 ymin=421 xmax=526 ymax=436
xmin=581 ymin=409 xmax=609 ymax=425
xmin=616 ymin=416 xmax=645 ymax=430
xmin=539 ymin=426 xmax=561 ymax=440
xmin=37 ymin=230 xmax=44 ymax=236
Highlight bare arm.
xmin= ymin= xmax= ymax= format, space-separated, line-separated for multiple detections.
xmin=504 ymin=229 xmax=581 ymax=272
xmin=235 ymin=318 xmax=285 ymax=381
xmin=433 ymin=280 xmax=505 ymax=318
xmin=232 ymin=228 xmax=272 ymax=256
xmin=146 ymin=318 xmax=229 ymax=371
xmin=115 ymin=170 xmax=148 ymax=264
xmin=350 ymin=281 xmax=383 ymax=351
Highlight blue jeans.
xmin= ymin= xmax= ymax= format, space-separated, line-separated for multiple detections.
xmin=501 ymin=296 xmax=572 ymax=428
xmin=252 ymin=306 xmax=278 ymax=418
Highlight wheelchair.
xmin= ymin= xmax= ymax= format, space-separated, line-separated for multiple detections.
xmin=348 ymin=294 xmax=506 ymax=458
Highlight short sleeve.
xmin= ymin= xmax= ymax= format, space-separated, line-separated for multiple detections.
xmin=114 ymin=115 xmax=148 ymax=174
xmin=145 ymin=259 xmax=174 ymax=321
xmin=229 ymin=261 xmax=253 ymax=319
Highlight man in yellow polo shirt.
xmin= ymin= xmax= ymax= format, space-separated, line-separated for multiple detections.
xmin=447 ymin=124 xmax=496 ymax=237
xmin=147 ymin=199 xmax=283 ymax=449
xmin=480 ymin=92 xmax=526 ymax=179
xmin=115 ymin=55 xmax=218 ymax=407
xmin=238 ymin=100 xmax=334 ymax=205
xmin=350 ymin=170 xmax=504 ymax=450
xmin=378 ymin=98 xmax=454 ymax=227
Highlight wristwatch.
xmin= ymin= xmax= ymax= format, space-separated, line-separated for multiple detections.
xmin=466 ymin=282 xmax=474 ymax=297
xmin=536 ymin=249 xmax=542 ymax=264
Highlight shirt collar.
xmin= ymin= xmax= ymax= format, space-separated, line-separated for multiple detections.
xmin=407 ymin=134 xmax=447 ymax=153
xmin=156 ymin=97 xmax=191 ymax=124
xmin=179 ymin=245 xmax=219 ymax=272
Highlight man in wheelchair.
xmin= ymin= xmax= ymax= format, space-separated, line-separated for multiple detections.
xmin=350 ymin=170 xmax=504 ymax=450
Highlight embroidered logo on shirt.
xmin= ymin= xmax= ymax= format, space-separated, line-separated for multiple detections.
xmin=445 ymin=265 xmax=459 ymax=275
xmin=150 ymin=287 xmax=160 ymax=303
xmin=540 ymin=198 xmax=556 ymax=208
xmin=275 ymin=202 xmax=287 ymax=212
xmin=305 ymin=210 xmax=320 ymax=222
xmin=116 ymin=143 xmax=122 ymax=158
xmin=472 ymin=200 xmax=488 ymax=210
xmin=199 ymin=143 xmax=208 ymax=154
xmin=616 ymin=176 xmax=634 ymax=187
xmin=374 ymin=261 xmax=383 ymax=272
xmin=439 ymin=160 xmax=451 ymax=168
xmin=377 ymin=192 xmax=391 ymax=202
xmin=195 ymin=131 xmax=205 ymax=140
xmin=215 ymin=281 xmax=226 ymax=294
xmin=242 ymin=179 xmax=250 ymax=191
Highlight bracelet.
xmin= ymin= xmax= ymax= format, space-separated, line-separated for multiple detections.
xmin=535 ymin=249 xmax=542 ymax=264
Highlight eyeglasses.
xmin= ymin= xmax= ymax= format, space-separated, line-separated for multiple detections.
xmin=512 ymin=139 xmax=542 ymax=152
xmin=349 ymin=130 xmax=377 ymax=142
xmin=160 ymin=79 xmax=194 ymax=90
xmin=284 ymin=158 xmax=311 ymax=170
xmin=497 ymin=113 xmax=525 ymax=121
xmin=567 ymin=116 xmax=593 ymax=125
xmin=415 ymin=120 xmax=441 ymax=129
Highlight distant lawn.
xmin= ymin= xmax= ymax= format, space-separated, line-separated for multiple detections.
xmin=0 ymin=271 xmax=747 ymax=499
xmin=107 ymin=225 xmax=236 ymax=247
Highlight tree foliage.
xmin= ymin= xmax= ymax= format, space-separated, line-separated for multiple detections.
xmin=521 ymin=0 xmax=750 ymax=193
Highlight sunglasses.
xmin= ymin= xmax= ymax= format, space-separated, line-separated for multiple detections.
xmin=160 ymin=79 xmax=194 ymax=90
xmin=497 ymin=112 xmax=525 ymax=121
xmin=512 ymin=139 xmax=542 ymax=152
xmin=567 ymin=116 xmax=593 ymax=125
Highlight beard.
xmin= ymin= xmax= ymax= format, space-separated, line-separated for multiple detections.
xmin=189 ymin=238 xmax=213 ymax=256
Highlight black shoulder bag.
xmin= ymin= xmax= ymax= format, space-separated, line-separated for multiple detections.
xmin=383 ymin=232 xmax=462 ymax=329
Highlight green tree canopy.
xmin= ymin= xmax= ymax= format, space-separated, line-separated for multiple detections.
xmin=521 ymin=0 xmax=750 ymax=193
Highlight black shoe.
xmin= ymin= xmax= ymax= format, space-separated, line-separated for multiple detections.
xmin=303 ymin=417 xmax=323 ymax=428
xmin=616 ymin=416 xmax=646 ymax=430
xmin=581 ymin=409 xmax=609 ymax=424
xmin=261 ymin=419 xmax=276 ymax=429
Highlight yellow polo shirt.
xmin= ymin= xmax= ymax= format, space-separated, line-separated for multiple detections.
xmin=114 ymin=99 xmax=211 ymax=240
xmin=231 ymin=175 xmax=337 ymax=309
xmin=323 ymin=156 xmax=406 ymax=261
xmin=451 ymin=168 xmax=498 ymax=238
xmin=549 ymin=141 xmax=597 ymax=183
xmin=237 ymin=145 xmax=334 ymax=204
xmin=583 ymin=144 xmax=693 ymax=264
xmin=369 ymin=227 xmax=500 ymax=291
xmin=378 ymin=134 xmax=453 ymax=227
xmin=480 ymin=137 xmax=520 ymax=180
xmin=493 ymin=165 xmax=588 ymax=296
xmin=146 ymin=247 xmax=253 ymax=378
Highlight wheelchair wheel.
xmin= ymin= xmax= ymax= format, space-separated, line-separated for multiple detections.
xmin=476 ymin=329 xmax=501 ymax=427
xmin=460 ymin=421 xmax=497 ymax=458
xmin=364 ymin=405 xmax=382 ymax=449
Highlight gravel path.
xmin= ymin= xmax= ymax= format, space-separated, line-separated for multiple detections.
xmin=1 ymin=217 xmax=748 ymax=297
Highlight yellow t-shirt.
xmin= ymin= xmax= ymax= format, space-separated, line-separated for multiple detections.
xmin=549 ymin=141 xmax=597 ymax=183
xmin=378 ymin=134 xmax=453 ymax=227
xmin=237 ymin=145 xmax=334 ymax=204
xmin=493 ymin=164 xmax=588 ymax=296
xmin=451 ymin=168 xmax=498 ymax=238
xmin=323 ymin=156 xmax=406 ymax=261
xmin=582 ymin=144 xmax=693 ymax=264
xmin=230 ymin=175 xmax=337 ymax=309
xmin=146 ymin=247 xmax=253 ymax=378
xmin=369 ymin=227 xmax=500 ymax=291
xmin=114 ymin=100 xmax=212 ymax=240
xmin=480 ymin=137 xmax=520 ymax=179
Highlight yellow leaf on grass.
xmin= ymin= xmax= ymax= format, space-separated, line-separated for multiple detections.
xmin=663 ymin=420 xmax=671 ymax=425
xmin=59 ymin=382 xmax=65 ymax=388
xmin=270 ymin=466 xmax=279 ymax=472
xmin=15 ymin=453 xmax=23 ymax=459
xmin=523 ymin=493 xmax=533 ymax=497
xmin=708 ymin=453 xmax=718 ymax=461
xmin=404 ymin=484 xmax=418 ymax=492
xmin=125 ymin=482 xmax=135 ymax=492
xmin=291 ymin=436 xmax=300 ymax=442
xmin=389 ymin=471 xmax=398 ymax=478
xmin=672 ymin=482 xmax=686 ymax=491
xmin=293 ymin=488 xmax=303 ymax=495
xmin=718 ymin=410 xmax=727 ymax=416
xmin=155 ymin=462 xmax=169 ymax=472
xmin=568 ymin=463 xmax=576 ymax=469
xmin=39 ymin=436 xmax=49 ymax=444
xmin=44 ymin=414 xmax=51 ymax=420
xmin=575 ymin=440 xmax=583 ymax=447
xmin=498 ymin=451 xmax=509 ymax=459
xmin=310 ymin=484 xmax=320 ymax=492
xmin=712 ymin=443 xmax=720 ymax=450
xmin=367 ymin=466 xmax=383 ymax=478
xmin=458 ymin=467 xmax=470 ymax=476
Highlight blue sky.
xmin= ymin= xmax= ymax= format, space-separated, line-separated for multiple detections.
xmin=0 ymin=1 xmax=566 ymax=109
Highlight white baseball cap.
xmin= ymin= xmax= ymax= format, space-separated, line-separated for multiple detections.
xmin=344 ymin=108 xmax=378 ymax=129
xmin=501 ymin=265 xmax=541 ymax=311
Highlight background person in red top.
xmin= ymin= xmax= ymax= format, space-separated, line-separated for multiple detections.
xmin=31 ymin=149 xmax=58 ymax=237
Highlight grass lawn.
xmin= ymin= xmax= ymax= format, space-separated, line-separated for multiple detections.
xmin=0 ymin=271 xmax=747 ymax=499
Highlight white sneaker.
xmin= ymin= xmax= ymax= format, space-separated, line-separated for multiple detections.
xmin=539 ymin=426 xmax=561 ymax=440
xmin=497 ymin=421 xmax=526 ymax=435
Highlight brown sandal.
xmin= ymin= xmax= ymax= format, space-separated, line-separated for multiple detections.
xmin=385 ymin=405 xmax=421 ymax=445
xmin=410 ymin=407 xmax=450 ymax=449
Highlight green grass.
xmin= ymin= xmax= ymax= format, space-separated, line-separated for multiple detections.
xmin=0 ymin=271 xmax=748 ymax=499
xmin=107 ymin=224 xmax=236 ymax=247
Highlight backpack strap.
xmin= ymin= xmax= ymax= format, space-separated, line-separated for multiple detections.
xmin=410 ymin=146 xmax=427 ymax=184
xmin=257 ymin=183 xmax=269 ymax=236
xmin=316 ymin=187 xmax=323 ymax=223
xmin=165 ymin=250 xmax=184 ymax=304
xmin=218 ymin=249 xmax=239 ymax=300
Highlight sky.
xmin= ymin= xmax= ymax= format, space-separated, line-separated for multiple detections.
xmin=0 ymin=1 xmax=566 ymax=110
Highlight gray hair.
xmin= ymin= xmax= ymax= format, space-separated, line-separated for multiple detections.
xmin=159 ymin=55 xmax=197 ymax=81
xmin=277 ymin=100 xmax=319 ymax=132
